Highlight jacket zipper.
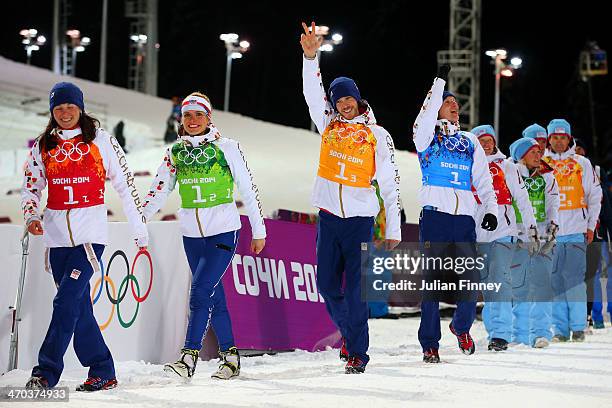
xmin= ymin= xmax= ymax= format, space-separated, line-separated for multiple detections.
xmin=66 ymin=209 xmax=75 ymax=246
xmin=339 ymin=184 xmax=346 ymax=218
xmin=195 ymin=208 xmax=204 ymax=237
xmin=453 ymin=190 xmax=459 ymax=215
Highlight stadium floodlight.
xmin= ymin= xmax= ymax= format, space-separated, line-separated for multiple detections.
xmin=220 ymin=32 xmax=250 ymax=111
xmin=66 ymin=29 xmax=90 ymax=76
xmin=20 ymin=28 xmax=46 ymax=65
xmin=486 ymin=48 xmax=523 ymax=142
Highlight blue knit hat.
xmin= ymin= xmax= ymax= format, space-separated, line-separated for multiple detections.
xmin=471 ymin=124 xmax=496 ymax=141
xmin=510 ymin=138 xmax=539 ymax=161
xmin=49 ymin=82 xmax=84 ymax=113
xmin=442 ymin=91 xmax=456 ymax=101
xmin=522 ymin=123 xmax=547 ymax=140
xmin=329 ymin=77 xmax=361 ymax=108
xmin=547 ymin=119 xmax=571 ymax=139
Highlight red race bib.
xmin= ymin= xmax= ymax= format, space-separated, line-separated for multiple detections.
xmin=43 ymin=135 xmax=106 ymax=210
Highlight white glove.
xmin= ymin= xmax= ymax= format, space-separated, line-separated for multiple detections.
xmin=527 ymin=225 xmax=540 ymax=256
xmin=540 ymin=221 xmax=558 ymax=255
xmin=545 ymin=221 xmax=559 ymax=242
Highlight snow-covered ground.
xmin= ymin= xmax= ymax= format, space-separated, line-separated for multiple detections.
xmin=2 ymin=317 xmax=612 ymax=408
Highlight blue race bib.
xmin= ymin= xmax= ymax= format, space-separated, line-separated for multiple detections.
xmin=418 ymin=132 xmax=474 ymax=190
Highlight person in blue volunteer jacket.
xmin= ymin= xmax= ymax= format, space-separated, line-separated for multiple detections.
xmin=509 ymin=136 xmax=560 ymax=348
xmin=542 ymin=119 xmax=602 ymax=342
xmin=412 ymin=65 xmax=497 ymax=362
xmin=470 ymin=125 xmax=537 ymax=352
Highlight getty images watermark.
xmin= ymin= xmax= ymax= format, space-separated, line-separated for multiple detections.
xmin=370 ymin=252 xmax=501 ymax=292
xmin=360 ymin=242 xmax=507 ymax=303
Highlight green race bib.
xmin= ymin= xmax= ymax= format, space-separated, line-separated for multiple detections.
xmin=513 ymin=175 xmax=546 ymax=223
xmin=171 ymin=142 xmax=234 ymax=208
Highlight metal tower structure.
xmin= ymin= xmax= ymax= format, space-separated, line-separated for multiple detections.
xmin=51 ymin=0 xmax=70 ymax=75
xmin=125 ymin=0 xmax=158 ymax=95
xmin=437 ymin=0 xmax=481 ymax=129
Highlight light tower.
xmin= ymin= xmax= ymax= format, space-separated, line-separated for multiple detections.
xmin=436 ymin=0 xmax=482 ymax=129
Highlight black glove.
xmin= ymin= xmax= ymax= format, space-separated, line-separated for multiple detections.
xmin=481 ymin=213 xmax=498 ymax=231
xmin=437 ymin=64 xmax=451 ymax=81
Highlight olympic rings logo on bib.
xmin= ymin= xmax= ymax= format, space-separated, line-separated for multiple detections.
xmin=49 ymin=141 xmax=91 ymax=163
xmin=335 ymin=127 xmax=368 ymax=143
xmin=489 ymin=166 xmax=499 ymax=177
xmin=176 ymin=145 xmax=217 ymax=165
xmin=524 ymin=177 xmax=545 ymax=191
xmin=444 ymin=136 xmax=470 ymax=152
xmin=553 ymin=162 xmax=572 ymax=176
xmin=90 ymin=249 xmax=153 ymax=330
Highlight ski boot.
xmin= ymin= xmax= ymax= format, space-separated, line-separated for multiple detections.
xmin=164 ymin=348 xmax=199 ymax=379
xmin=449 ymin=322 xmax=475 ymax=355
xmin=25 ymin=376 xmax=49 ymax=389
xmin=533 ymin=337 xmax=550 ymax=348
xmin=551 ymin=334 xmax=569 ymax=343
xmin=571 ymin=331 xmax=585 ymax=342
xmin=423 ymin=348 xmax=440 ymax=363
xmin=211 ymin=347 xmax=240 ymax=380
xmin=487 ymin=338 xmax=508 ymax=351
xmin=345 ymin=356 xmax=367 ymax=374
xmin=76 ymin=377 xmax=118 ymax=392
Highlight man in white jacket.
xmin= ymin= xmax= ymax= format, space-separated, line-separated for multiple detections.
xmin=509 ymin=136 xmax=560 ymax=348
xmin=300 ymin=22 xmax=401 ymax=374
xmin=413 ymin=65 xmax=497 ymax=362
xmin=470 ymin=124 xmax=537 ymax=352
xmin=542 ymin=119 xmax=602 ymax=342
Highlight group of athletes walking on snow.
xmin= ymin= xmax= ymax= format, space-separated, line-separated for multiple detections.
xmin=20 ymin=21 xmax=602 ymax=390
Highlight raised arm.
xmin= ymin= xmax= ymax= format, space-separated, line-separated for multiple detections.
xmin=301 ymin=21 xmax=333 ymax=134
xmin=412 ymin=67 xmax=448 ymax=152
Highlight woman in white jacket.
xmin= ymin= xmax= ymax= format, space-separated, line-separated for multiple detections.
xmin=142 ymin=92 xmax=266 ymax=380
xmin=22 ymin=82 xmax=148 ymax=391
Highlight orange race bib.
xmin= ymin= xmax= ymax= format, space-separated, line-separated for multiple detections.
xmin=543 ymin=156 xmax=586 ymax=210
xmin=317 ymin=121 xmax=376 ymax=188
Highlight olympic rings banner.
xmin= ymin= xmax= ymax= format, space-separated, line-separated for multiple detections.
xmin=1 ymin=218 xmax=339 ymax=374
xmin=3 ymin=222 xmax=191 ymax=372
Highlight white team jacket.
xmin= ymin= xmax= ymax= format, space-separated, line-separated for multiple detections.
xmin=413 ymin=78 xmax=497 ymax=219
xmin=543 ymin=145 xmax=602 ymax=236
xmin=22 ymin=127 xmax=149 ymax=248
xmin=514 ymin=162 xmax=560 ymax=239
xmin=302 ymin=55 xmax=401 ymax=241
xmin=475 ymin=150 xmax=537 ymax=242
xmin=142 ymin=128 xmax=266 ymax=239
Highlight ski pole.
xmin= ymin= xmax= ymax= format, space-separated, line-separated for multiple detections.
xmin=7 ymin=227 xmax=29 ymax=372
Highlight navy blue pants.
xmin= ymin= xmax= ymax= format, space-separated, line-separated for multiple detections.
xmin=418 ymin=209 xmax=478 ymax=351
xmin=182 ymin=231 xmax=238 ymax=351
xmin=33 ymin=244 xmax=115 ymax=387
xmin=316 ymin=210 xmax=374 ymax=363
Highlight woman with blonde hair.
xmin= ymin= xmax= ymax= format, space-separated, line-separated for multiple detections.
xmin=143 ymin=92 xmax=266 ymax=379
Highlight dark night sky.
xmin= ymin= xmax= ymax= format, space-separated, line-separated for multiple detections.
xmin=2 ymin=1 xmax=610 ymax=162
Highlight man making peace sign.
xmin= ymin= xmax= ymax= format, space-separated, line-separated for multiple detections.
xmin=300 ymin=21 xmax=402 ymax=374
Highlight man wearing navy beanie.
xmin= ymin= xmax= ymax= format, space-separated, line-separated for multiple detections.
xmin=413 ymin=64 xmax=498 ymax=363
xmin=49 ymin=82 xmax=85 ymax=113
xmin=300 ymin=21 xmax=402 ymax=374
